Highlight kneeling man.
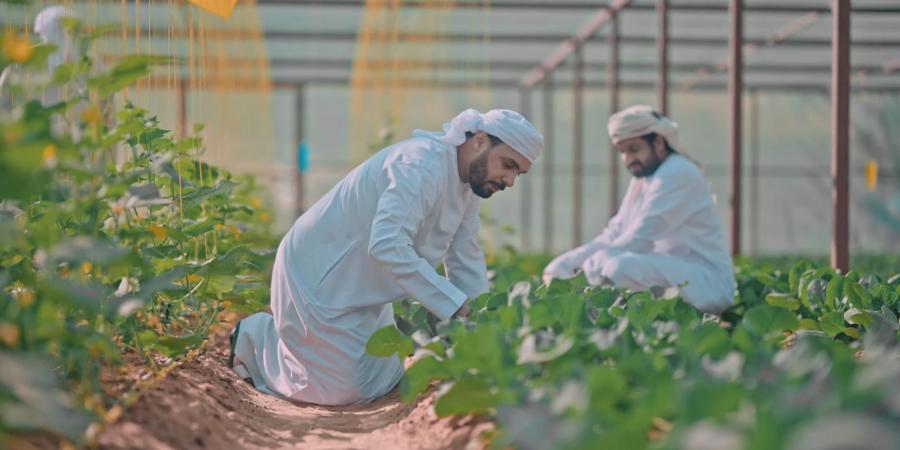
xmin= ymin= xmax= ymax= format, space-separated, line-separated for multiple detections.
xmin=543 ymin=105 xmax=733 ymax=313
xmin=232 ymin=109 xmax=542 ymax=405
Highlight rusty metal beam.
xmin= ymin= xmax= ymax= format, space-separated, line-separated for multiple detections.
xmin=176 ymin=80 xmax=187 ymax=138
xmin=831 ymin=0 xmax=850 ymax=272
xmin=84 ymin=27 xmax=900 ymax=49
xmin=608 ymin=11 xmax=620 ymax=219
xmin=542 ymin=75 xmax=555 ymax=253
xmin=137 ymin=76 xmax=900 ymax=92
xmin=251 ymin=0 xmax=900 ymax=14
xmin=749 ymin=89 xmax=760 ymax=256
xmin=657 ymin=0 xmax=669 ymax=115
xmin=94 ymin=53 xmax=900 ymax=76
xmin=572 ymin=47 xmax=585 ymax=248
xmin=728 ymin=0 xmax=743 ymax=257
xmin=520 ymin=86 xmax=533 ymax=251
xmin=520 ymin=0 xmax=633 ymax=88
xmin=295 ymin=84 xmax=305 ymax=217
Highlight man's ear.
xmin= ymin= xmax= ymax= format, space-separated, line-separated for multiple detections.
xmin=654 ymin=135 xmax=666 ymax=154
xmin=474 ymin=131 xmax=490 ymax=152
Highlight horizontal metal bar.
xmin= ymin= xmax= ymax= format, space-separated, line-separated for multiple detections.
xmin=83 ymin=27 xmax=900 ymax=49
xmin=138 ymin=75 xmax=900 ymax=92
xmin=100 ymin=54 xmax=892 ymax=75
xmin=252 ymin=0 xmax=900 ymax=14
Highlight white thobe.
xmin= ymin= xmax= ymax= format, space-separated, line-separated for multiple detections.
xmin=234 ymin=137 xmax=488 ymax=406
xmin=548 ymin=154 xmax=734 ymax=313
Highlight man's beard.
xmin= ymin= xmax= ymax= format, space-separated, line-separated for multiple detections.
xmin=628 ymin=152 xmax=663 ymax=178
xmin=468 ymin=148 xmax=504 ymax=198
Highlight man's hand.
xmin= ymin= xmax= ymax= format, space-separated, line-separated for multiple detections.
xmin=452 ymin=304 xmax=470 ymax=319
xmin=542 ymin=254 xmax=581 ymax=285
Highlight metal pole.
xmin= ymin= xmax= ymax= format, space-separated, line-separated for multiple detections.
xmin=750 ymin=89 xmax=760 ymax=256
xmin=177 ymin=80 xmax=187 ymax=138
xmin=573 ymin=47 xmax=584 ymax=248
xmin=543 ymin=75 xmax=555 ymax=253
xmin=831 ymin=0 xmax=850 ymax=272
xmin=520 ymin=0 xmax=634 ymax=88
xmin=519 ymin=86 xmax=533 ymax=250
xmin=728 ymin=0 xmax=743 ymax=257
xmin=295 ymin=84 xmax=306 ymax=217
xmin=608 ymin=11 xmax=620 ymax=218
xmin=657 ymin=0 xmax=669 ymax=115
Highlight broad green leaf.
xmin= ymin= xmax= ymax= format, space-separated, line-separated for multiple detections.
xmin=797 ymin=318 xmax=820 ymax=330
xmin=840 ymin=327 xmax=862 ymax=339
xmin=206 ymin=274 xmax=235 ymax=297
xmin=825 ymin=275 xmax=843 ymax=310
xmin=434 ymin=378 xmax=499 ymax=417
xmin=155 ymin=334 xmax=205 ymax=356
xmin=399 ymin=356 xmax=448 ymax=402
xmin=366 ymin=326 xmax=414 ymax=357
xmin=742 ymin=305 xmax=799 ymax=335
xmin=765 ymin=293 xmax=801 ymax=311
xmin=818 ymin=312 xmax=846 ymax=337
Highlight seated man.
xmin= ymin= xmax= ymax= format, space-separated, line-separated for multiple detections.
xmin=543 ymin=105 xmax=734 ymax=313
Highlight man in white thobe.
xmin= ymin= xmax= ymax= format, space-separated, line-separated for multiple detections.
xmin=543 ymin=105 xmax=734 ymax=313
xmin=231 ymin=109 xmax=542 ymax=405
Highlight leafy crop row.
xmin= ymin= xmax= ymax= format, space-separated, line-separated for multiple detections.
xmin=1 ymin=23 xmax=273 ymax=443
xmin=369 ymin=252 xmax=900 ymax=450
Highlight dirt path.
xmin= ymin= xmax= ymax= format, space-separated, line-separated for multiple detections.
xmin=96 ymin=333 xmax=491 ymax=450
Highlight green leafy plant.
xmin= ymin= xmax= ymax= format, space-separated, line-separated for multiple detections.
xmin=369 ymin=258 xmax=900 ymax=450
xmin=1 ymin=22 xmax=274 ymax=444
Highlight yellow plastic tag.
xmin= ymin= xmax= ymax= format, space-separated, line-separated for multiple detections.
xmin=865 ymin=160 xmax=878 ymax=192
xmin=188 ymin=0 xmax=238 ymax=19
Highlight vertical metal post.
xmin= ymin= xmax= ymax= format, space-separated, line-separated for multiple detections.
xmin=831 ymin=0 xmax=850 ymax=272
xmin=543 ymin=76 xmax=555 ymax=253
xmin=295 ymin=84 xmax=306 ymax=217
xmin=573 ymin=47 xmax=584 ymax=248
xmin=657 ymin=0 xmax=669 ymax=115
xmin=519 ymin=86 xmax=533 ymax=250
xmin=750 ymin=89 xmax=760 ymax=256
xmin=608 ymin=11 xmax=620 ymax=218
xmin=177 ymin=79 xmax=187 ymax=138
xmin=728 ymin=0 xmax=743 ymax=257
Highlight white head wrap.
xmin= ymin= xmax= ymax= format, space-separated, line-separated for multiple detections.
xmin=34 ymin=6 xmax=74 ymax=72
xmin=607 ymin=105 xmax=685 ymax=154
xmin=412 ymin=108 xmax=543 ymax=162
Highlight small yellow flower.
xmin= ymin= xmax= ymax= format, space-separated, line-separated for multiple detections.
xmin=80 ymin=105 xmax=102 ymax=125
xmin=185 ymin=274 xmax=202 ymax=284
xmin=0 ymin=323 xmax=19 ymax=347
xmin=147 ymin=224 xmax=166 ymax=241
xmin=865 ymin=160 xmax=878 ymax=192
xmin=2 ymin=32 xmax=33 ymax=64
xmin=228 ymin=224 xmax=240 ymax=239
xmin=249 ymin=197 xmax=262 ymax=209
xmin=11 ymin=286 xmax=35 ymax=308
xmin=42 ymin=144 xmax=58 ymax=167
xmin=81 ymin=261 xmax=93 ymax=274
xmin=88 ymin=341 xmax=103 ymax=359
xmin=104 ymin=404 xmax=124 ymax=423
xmin=259 ymin=212 xmax=270 ymax=223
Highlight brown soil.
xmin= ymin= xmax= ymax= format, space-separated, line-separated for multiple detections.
xmin=93 ymin=332 xmax=493 ymax=450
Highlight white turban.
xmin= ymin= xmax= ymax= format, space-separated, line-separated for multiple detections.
xmin=607 ymin=105 xmax=686 ymax=154
xmin=34 ymin=6 xmax=75 ymax=72
xmin=412 ymin=108 xmax=543 ymax=162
